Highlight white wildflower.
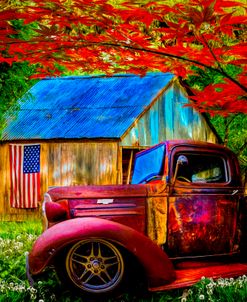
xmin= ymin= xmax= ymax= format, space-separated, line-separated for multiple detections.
xmin=30 ymin=287 xmax=37 ymax=293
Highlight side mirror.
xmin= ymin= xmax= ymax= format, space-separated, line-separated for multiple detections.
xmin=172 ymin=155 xmax=189 ymax=185
xmin=177 ymin=155 xmax=189 ymax=166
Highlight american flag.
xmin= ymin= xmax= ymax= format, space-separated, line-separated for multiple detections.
xmin=9 ymin=144 xmax=41 ymax=208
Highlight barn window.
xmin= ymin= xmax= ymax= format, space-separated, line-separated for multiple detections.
xmin=122 ymin=148 xmax=144 ymax=184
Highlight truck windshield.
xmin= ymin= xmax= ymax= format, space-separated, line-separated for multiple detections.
xmin=131 ymin=144 xmax=165 ymax=184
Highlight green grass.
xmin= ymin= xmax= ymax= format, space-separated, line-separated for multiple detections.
xmin=0 ymin=221 xmax=247 ymax=302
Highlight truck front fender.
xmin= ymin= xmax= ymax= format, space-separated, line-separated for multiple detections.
xmin=28 ymin=217 xmax=175 ymax=288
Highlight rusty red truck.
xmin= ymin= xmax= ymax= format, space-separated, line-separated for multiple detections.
xmin=27 ymin=140 xmax=247 ymax=298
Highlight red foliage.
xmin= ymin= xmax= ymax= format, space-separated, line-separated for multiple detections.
xmin=0 ymin=0 xmax=246 ymax=115
xmin=190 ymin=80 xmax=247 ymax=116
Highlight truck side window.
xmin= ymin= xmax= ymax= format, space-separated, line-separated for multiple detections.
xmin=175 ymin=153 xmax=227 ymax=183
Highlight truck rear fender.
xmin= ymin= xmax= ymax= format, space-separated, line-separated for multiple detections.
xmin=28 ymin=218 xmax=175 ymax=288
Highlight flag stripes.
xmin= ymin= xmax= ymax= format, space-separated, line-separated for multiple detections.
xmin=9 ymin=144 xmax=40 ymax=208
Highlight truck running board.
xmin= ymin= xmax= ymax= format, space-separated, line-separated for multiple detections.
xmin=149 ymin=262 xmax=247 ymax=291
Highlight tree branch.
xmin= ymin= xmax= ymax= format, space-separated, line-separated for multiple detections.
xmin=95 ymin=41 xmax=247 ymax=92
xmin=3 ymin=38 xmax=247 ymax=93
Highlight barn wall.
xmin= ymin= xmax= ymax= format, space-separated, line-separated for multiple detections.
xmin=43 ymin=141 xmax=119 ymax=187
xmin=121 ymin=80 xmax=217 ymax=147
xmin=0 ymin=140 xmax=119 ymax=221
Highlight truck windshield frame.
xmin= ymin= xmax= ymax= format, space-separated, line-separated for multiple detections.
xmin=131 ymin=144 xmax=166 ymax=184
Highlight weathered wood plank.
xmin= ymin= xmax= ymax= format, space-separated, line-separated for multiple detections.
xmin=121 ymin=79 xmax=218 ymax=147
xmin=0 ymin=141 xmax=119 ymax=221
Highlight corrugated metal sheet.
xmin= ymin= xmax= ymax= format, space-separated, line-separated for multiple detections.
xmin=2 ymin=73 xmax=174 ymax=140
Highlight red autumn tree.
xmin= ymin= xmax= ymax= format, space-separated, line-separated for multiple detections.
xmin=1 ymin=0 xmax=246 ymax=115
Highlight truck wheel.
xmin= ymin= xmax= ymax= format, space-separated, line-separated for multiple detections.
xmin=56 ymin=238 xmax=125 ymax=297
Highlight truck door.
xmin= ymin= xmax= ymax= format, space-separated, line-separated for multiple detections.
xmin=167 ymin=147 xmax=241 ymax=258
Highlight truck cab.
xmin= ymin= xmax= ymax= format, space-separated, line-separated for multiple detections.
xmin=132 ymin=140 xmax=243 ymax=258
xmin=27 ymin=140 xmax=247 ymax=297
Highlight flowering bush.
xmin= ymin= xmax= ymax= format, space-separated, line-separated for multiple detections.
xmin=181 ymin=275 xmax=247 ymax=302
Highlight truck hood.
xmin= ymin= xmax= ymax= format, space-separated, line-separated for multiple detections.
xmin=44 ymin=183 xmax=168 ymax=235
xmin=47 ymin=184 xmax=148 ymax=201
xmin=46 ymin=184 xmax=148 ymax=233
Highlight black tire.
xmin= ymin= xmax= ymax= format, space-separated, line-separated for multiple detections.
xmin=55 ymin=238 xmax=131 ymax=299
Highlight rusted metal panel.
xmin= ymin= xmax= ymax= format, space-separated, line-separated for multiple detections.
xmin=69 ymin=197 xmax=146 ymax=233
xmin=167 ymin=195 xmax=239 ymax=257
xmin=146 ymin=183 xmax=169 ymax=245
xmin=166 ymin=141 xmax=242 ymax=257
xmin=48 ymin=183 xmax=147 ymax=200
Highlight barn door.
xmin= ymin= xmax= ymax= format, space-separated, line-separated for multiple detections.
xmin=122 ymin=148 xmax=144 ymax=184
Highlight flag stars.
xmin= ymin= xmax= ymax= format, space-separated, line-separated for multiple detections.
xmin=23 ymin=145 xmax=40 ymax=173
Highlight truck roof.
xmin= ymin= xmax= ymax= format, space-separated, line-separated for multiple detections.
xmin=137 ymin=140 xmax=231 ymax=156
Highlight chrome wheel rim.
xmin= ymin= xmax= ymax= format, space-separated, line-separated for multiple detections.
xmin=66 ymin=239 xmax=124 ymax=293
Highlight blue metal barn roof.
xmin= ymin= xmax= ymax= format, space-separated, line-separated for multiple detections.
xmin=2 ymin=73 xmax=174 ymax=140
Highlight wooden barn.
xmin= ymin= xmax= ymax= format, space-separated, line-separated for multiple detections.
xmin=0 ymin=72 xmax=219 ymax=221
